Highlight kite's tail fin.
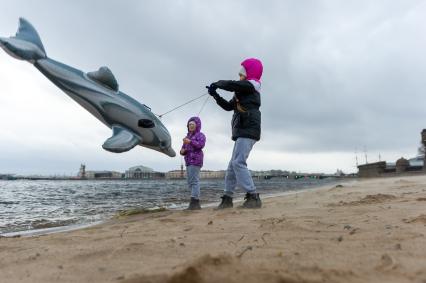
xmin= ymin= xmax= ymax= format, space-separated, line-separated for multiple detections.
xmin=0 ymin=18 xmax=46 ymax=63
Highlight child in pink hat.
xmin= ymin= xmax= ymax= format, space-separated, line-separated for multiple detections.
xmin=207 ymin=58 xmax=263 ymax=209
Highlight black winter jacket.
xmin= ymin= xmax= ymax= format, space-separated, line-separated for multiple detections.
xmin=213 ymin=80 xmax=261 ymax=141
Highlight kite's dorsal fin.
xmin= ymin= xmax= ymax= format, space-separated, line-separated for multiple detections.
xmin=87 ymin=66 xmax=119 ymax=91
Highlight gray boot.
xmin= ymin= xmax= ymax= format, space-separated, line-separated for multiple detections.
xmin=215 ymin=195 xmax=233 ymax=210
xmin=241 ymin=193 xmax=262 ymax=209
xmin=186 ymin=197 xmax=201 ymax=210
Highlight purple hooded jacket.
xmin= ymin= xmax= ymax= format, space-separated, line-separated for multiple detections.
xmin=180 ymin=117 xmax=206 ymax=167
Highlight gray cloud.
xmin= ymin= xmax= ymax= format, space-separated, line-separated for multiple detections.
xmin=1 ymin=0 xmax=426 ymax=174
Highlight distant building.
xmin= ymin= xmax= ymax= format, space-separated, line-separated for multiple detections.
xmin=85 ymin=170 xmax=123 ymax=179
xmin=166 ymin=170 xmax=186 ymax=179
xmin=358 ymin=129 xmax=426 ymax=177
xmin=408 ymin=155 xmax=424 ymax=168
xmin=357 ymin=161 xmax=387 ymax=178
xmin=165 ymin=163 xmax=185 ymax=179
xmin=77 ymin=164 xmax=123 ymax=179
xmin=358 ymin=155 xmax=425 ymax=178
xmin=0 ymin=174 xmax=16 ymax=180
xmin=165 ymin=169 xmax=226 ymax=179
xmin=200 ymin=170 xmax=226 ymax=179
xmin=78 ymin=164 xmax=86 ymax=179
xmin=125 ymin=165 xmax=164 ymax=179
xmin=396 ymin=157 xmax=410 ymax=173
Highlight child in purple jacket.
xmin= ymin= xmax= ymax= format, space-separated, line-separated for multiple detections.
xmin=180 ymin=116 xmax=206 ymax=210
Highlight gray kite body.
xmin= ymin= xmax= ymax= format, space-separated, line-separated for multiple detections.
xmin=0 ymin=18 xmax=176 ymax=157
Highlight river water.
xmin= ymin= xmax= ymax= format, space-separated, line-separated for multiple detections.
xmin=0 ymin=178 xmax=340 ymax=235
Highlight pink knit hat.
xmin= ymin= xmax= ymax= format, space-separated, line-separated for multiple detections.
xmin=240 ymin=58 xmax=263 ymax=82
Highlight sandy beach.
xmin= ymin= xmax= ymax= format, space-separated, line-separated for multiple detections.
xmin=1 ymin=176 xmax=426 ymax=283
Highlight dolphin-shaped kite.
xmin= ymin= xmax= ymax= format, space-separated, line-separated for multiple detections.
xmin=0 ymin=18 xmax=176 ymax=157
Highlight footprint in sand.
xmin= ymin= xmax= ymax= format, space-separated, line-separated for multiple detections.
xmin=376 ymin=254 xmax=398 ymax=271
xmin=159 ymin=218 xmax=177 ymax=223
xmin=394 ymin=179 xmax=415 ymax=184
xmin=403 ymin=214 xmax=426 ymax=225
xmin=257 ymin=217 xmax=286 ymax=229
xmin=329 ymin=194 xmax=397 ymax=207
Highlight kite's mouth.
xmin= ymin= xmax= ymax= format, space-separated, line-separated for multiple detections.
xmin=162 ymin=146 xmax=176 ymax=157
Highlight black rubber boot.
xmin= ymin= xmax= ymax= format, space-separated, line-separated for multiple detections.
xmin=241 ymin=193 xmax=262 ymax=209
xmin=186 ymin=197 xmax=201 ymax=210
xmin=215 ymin=195 xmax=233 ymax=210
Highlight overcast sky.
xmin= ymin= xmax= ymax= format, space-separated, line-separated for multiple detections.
xmin=1 ymin=0 xmax=426 ymax=175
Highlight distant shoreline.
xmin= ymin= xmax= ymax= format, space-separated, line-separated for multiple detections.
xmin=1 ymin=175 xmax=353 ymax=181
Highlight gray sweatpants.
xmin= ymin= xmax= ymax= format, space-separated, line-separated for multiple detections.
xmin=186 ymin=165 xmax=201 ymax=199
xmin=224 ymin=137 xmax=257 ymax=196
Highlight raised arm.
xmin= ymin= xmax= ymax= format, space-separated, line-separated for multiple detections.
xmin=215 ymin=96 xmax=234 ymax=111
xmin=207 ymin=85 xmax=235 ymax=111
xmin=214 ymin=80 xmax=255 ymax=94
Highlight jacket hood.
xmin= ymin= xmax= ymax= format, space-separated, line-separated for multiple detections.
xmin=241 ymin=58 xmax=263 ymax=83
xmin=187 ymin=116 xmax=202 ymax=133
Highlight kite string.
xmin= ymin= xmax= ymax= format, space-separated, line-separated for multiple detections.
xmin=197 ymin=95 xmax=210 ymax=116
xmin=155 ymin=93 xmax=209 ymax=118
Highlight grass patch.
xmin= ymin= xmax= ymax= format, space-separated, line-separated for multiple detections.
xmin=115 ymin=207 xmax=167 ymax=217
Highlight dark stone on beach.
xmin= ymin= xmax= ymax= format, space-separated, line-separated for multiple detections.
xmin=337 ymin=236 xmax=343 ymax=242
xmin=208 ymin=220 xmax=213 ymax=225
xmin=395 ymin=243 xmax=402 ymax=250
xmin=344 ymin=225 xmax=352 ymax=230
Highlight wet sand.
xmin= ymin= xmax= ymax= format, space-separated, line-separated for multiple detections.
xmin=1 ymin=176 xmax=426 ymax=283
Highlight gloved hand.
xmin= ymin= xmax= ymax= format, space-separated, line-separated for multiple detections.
xmin=209 ymin=83 xmax=218 ymax=91
xmin=206 ymin=84 xmax=219 ymax=99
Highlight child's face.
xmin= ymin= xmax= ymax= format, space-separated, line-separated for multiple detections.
xmin=188 ymin=121 xmax=196 ymax=132
xmin=239 ymin=74 xmax=247 ymax=81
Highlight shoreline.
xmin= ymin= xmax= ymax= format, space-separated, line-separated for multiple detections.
xmin=0 ymin=221 xmax=105 ymax=238
xmin=1 ymin=180 xmax=346 ymax=238
xmin=2 ymin=176 xmax=425 ymax=282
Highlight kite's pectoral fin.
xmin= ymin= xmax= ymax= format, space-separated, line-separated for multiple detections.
xmin=102 ymin=125 xmax=141 ymax=153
